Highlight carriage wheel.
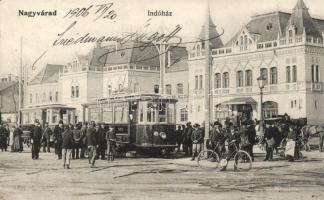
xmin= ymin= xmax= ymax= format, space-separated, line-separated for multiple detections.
xmin=233 ymin=150 xmax=252 ymax=172
xmin=197 ymin=150 xmax=219 ymax=168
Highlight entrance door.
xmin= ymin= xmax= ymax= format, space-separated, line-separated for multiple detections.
xmin=237 ymin=104 xmax=253 ymax=122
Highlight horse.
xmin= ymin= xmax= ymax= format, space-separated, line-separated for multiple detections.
xmin=301 ymin=125 xmax=324 ymax=152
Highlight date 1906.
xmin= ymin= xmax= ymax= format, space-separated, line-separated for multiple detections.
xmin=63 ymin=3 xmax=117 ymax=21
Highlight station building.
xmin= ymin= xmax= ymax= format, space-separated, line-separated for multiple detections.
xmin=22 ymin=0 xmax=324 ymax=125
xmin=188 ymin=0 xmax=324 ymax=125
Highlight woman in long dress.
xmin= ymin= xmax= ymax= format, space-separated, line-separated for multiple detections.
xmin=12 ymin=125 xmax=23 ymax=152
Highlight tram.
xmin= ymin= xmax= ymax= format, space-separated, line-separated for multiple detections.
xmin=84 ymin=94 xmax=178 ymax=154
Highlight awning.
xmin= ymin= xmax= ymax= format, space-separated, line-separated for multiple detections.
xmin=21 ymin=104 xmax=76 ymax=111
xmin=222 ymin=97 xmax=257 ymax=105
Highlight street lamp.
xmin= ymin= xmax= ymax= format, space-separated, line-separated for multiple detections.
xmin=257 ymin=76 xmax=267 ymax=134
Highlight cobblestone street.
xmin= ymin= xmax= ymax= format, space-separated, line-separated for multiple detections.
xmin=1 ymin=147 xmax=324 ymax=200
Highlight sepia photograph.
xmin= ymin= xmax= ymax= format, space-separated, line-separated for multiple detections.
xmin=0 ymin=0 xmax=324 ymax=199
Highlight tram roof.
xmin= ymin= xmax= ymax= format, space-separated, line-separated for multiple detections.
xmin=87 ymin=93 xmax=178 ymax=105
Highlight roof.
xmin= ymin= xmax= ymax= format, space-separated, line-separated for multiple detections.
xmin=103 ymin=41 xmax=160 ymax=67
xmin=0 ymin=81 xmax=18 ymax=92
xmin=222 ymin=97 xmax=257 ymax=105
xmin=29 ymin=64 xmax=63 ymax=85
xmin=225 ymin=0 xmax=324 ymax=47
xmin=286 ymin=0 xmax=322 ymax=38
xmin=165 ymin=46 xmax=188 ymax=72
xmin=199 ymin=16 xmax=224 ymax=49
xmin=225 ymin=12 xmax=291 ymax=46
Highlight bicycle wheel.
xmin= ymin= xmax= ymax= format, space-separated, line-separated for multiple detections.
xmin=197 ymin=150 xmax=219 ymax=168
xmin=233 ymin=150 xmax=252 ymax=172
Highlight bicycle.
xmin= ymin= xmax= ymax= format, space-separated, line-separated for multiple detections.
xmin=198 ymin=140 xmax=252 ymax=171
xmin=197 ymin=142 xmax=223 ymax=168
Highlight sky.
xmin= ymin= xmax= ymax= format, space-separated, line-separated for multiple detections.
xmin=0 ymin=0 xmax=323 ymax=77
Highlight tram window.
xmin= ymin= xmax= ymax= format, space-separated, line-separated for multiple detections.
xmin=114 ymin=103 xmax=128 ymax=123
xmin=158 ymin=103 xmax=167 ymax=122
xmin=167 ymin=103 xmax=175 ymax=123
xmin=147 ymin=103 xmax=157 ymax=123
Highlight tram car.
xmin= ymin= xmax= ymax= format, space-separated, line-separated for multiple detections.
xmin=84 ymin=94 xmax=178 ymax=155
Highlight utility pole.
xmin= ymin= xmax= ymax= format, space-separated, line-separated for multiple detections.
xmin=18 ymin=37 xmax=23 ymax=125
xmin=156 ymin=43 xmax=170 ymax=95
xmin=204 ymin=0 xmax=211 ymax=148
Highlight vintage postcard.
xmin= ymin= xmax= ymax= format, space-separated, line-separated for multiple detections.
xmin=0 ymin=0 xmax=324 ymax=199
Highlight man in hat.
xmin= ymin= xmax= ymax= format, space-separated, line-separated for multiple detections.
xmin=62 ymin=124 xmax=74 ymax=169
xmin=0 ymin=123 xmax=8 ymax=151
xmin=42 ymin=122 xmax=53 ymax=153
xmin=183 ymin=122 xmax=193 ymax=156
xmin=96 ymin=123 xmax=106 ymax=160
xmin=80 ymin=122 xmax=88 ymax=158
xmin=53 ymin=120 xmax=64 ymax=159
xmin=72 ymin=124 xmax=82 ymax=159
xmin=86 ymin=121 xmax=98 ymax=167
xmin=210 ymin=121 xmax=226 ymax=156
xmin=191 ymin=123 xmax=203 ymax=161
xmin=31 ymin=120 xmax=43 ymax=159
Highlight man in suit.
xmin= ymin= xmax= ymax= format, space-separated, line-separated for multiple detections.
xmin=42 ymin=122 xmax=53 ymax=153
xmin=183 ymin=122 xmax=193 ymax=156
xmin=31 ymin=120 xmax=42 ymax=159
xmin=62 ymin=124 xmax=74 ymax=169
xmin=96 ymin=123 xmax=106 ymax=160
xmin=80 ymin=122 xmax=88 ymax=159
xmin=86 ymin=121 xmax=98 ymax=168
xmin=53 ymin=120 xmax=64 ymax=159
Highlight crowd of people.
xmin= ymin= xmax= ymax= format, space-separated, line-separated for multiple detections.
xmin=0 ymin=113 xmax=309 ymax=170
xmin=174 ymin=113 xmax=305 ymax=163
xmin=0 ymin=120 xmax=116 ymax=169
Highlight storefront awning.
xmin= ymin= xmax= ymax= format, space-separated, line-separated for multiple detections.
xmin=222 ymin=97 xmax=257 ymax=105
xmin=21 ymin=104 xmax=76 ymax=111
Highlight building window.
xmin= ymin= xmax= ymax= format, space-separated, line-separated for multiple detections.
xmin=316 ymin=65 xmax=320 ymax=82
xmin=236 ymin=70 xmax=244 ymax=87
xmin=180 ymin=108 xmax=188 ymax=122
xmin=176 ymin=83 xmax=183 ymax=94
xmin=311 ymin=65 xmax=320 ymax=82
xmin=260 ymin=68 xmax=268 ymax=83
xmin=195 ymin=75 xmax=198 ymax=90
xmin=288 ymin=30 xmax=293 ymax=37
xmin=165 ymin=84 xmax=172 ymax=95
xmin=199 ymin=75 xmax=203 ymax=89
xmin=214 ymin=73 xmax=221 ymax=89
xmin=286 ymin=66 xmax=291 ymax=83
xmin=292 ymin=65 xmax=297 ymax=82
xmin=36 ymin=93 xmax=39 ymax=103
xmin=245 ymin=70 xmax=252 ymax=86
xmin=118 ymin=84 xmax=122 ymax=91
xmin=71 ymin=86 xmax=75 ymax=97
xmin=49 ymin=92 xmax=52 ymax=102
xmin=75 ymin=86 xmax=79 ymax=98
xmin=55 ymin=92 xmax=58 ymax=102
xmin=30 ymin=94 xmax=33 ymax=104
xmin=223 ymin=72 xmax=229 ymax=88
xmin=270 ymin=67 xmax=278 ymax=84
xmin=107 ymin=85 xmax=112 ymax=96
xmin=154 ymin=84 xmax=159 ymax=93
